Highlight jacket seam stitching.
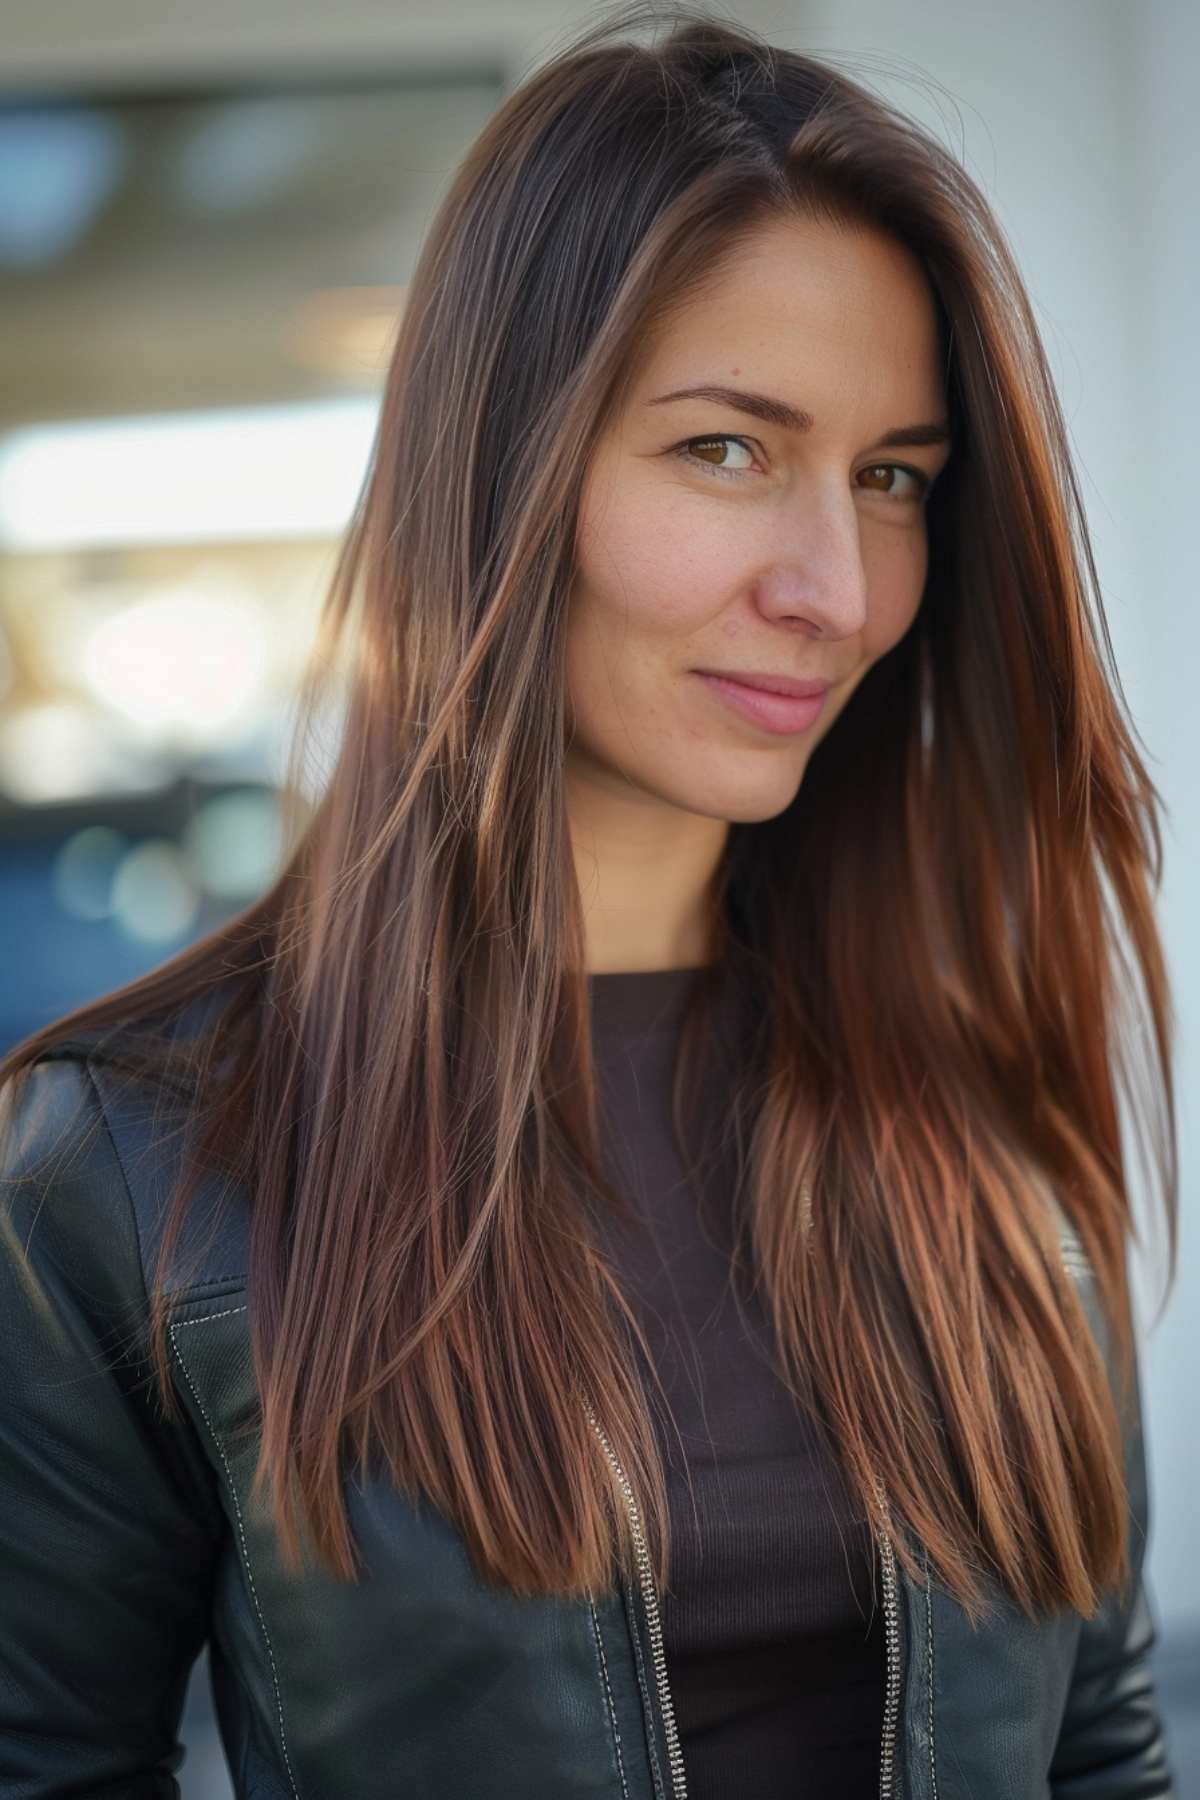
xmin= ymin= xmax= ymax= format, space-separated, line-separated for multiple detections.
xmin=168 ymin=1312 xmax=300 ymax=1800
xmin=588 ymin=1600 xmax=631 ymax=1800
xmin=623 ymin=1575 xmax=666 ymax=1800
xmin=174 ymin=1304 xmax=248 ymax=1326
xmin=176 ymin=1275 xmax=249 ymax=1291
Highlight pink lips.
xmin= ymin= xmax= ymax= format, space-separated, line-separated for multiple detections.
xmin=693 ymin=670 xmax=830 ymax=735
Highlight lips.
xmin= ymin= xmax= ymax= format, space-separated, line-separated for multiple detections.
xmin=691 ymin=668 xmax=830 ymax=699
xmin=693 ymin=671 xmax=830 ymax=736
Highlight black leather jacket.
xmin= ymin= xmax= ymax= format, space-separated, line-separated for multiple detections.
xmin=0 ymin=1040 xmax=1178 ymax=1799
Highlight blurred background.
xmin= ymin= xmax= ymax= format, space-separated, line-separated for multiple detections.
xmin=1 ymin=0 xmax=1195 ymax=1792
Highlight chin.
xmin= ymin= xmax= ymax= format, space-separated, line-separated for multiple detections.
xmin=677 ymin=772 xmax=808 ymax=826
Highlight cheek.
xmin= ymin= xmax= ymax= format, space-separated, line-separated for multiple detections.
xmin=863 ymin=540 xmax=928 ymax=655
xmin=575 ymin=479 xmax=744 ymax=638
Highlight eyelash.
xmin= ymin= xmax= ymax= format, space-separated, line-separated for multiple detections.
xmin=670 ymin=433 xmax=933 ymax=501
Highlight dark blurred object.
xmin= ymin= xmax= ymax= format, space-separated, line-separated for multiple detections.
xmin=0 ymin=776 xmax=281 ymax=1051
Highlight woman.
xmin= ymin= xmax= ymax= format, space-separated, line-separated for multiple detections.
xmin=0 ymin=4 xmax=1180 ymax=1795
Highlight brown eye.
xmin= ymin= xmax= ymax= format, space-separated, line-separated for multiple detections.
xmin=673 ymin=434 xmax=756 ymax=479
xmin=857 ymin=463 xmax=931 ymax=502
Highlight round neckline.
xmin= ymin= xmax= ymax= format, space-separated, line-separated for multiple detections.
xmin=586 ymin=964 xmax=708 ymax=1037
xmin=586 ymin=972 xmax=708 ymax=986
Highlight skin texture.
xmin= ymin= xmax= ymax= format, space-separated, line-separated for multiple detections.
xmin=564 ymin=214 xmax=953 ymax=974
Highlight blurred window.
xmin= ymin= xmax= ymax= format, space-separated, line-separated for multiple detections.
xmin=0 ymin=67 xmax=503 ymax=1044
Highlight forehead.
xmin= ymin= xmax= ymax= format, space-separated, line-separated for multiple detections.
xmin=634 ymin=215 xmax=946 ymax=413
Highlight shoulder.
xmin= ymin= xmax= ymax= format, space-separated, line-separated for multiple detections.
xmin=1 ymin=981 xmax=254 ymax=1319
xmin=2 ymin=1051 xmax=132 ymax=1250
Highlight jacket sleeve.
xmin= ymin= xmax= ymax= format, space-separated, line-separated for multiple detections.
xmin=0 ymin=1053 xmax=225 ymax=1798
xmin=1049 ymin=1306 xmax=1178 ymax=1797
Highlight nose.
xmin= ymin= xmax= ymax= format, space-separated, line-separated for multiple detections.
xmin=752 ymin=496 xmax=869 ymax=639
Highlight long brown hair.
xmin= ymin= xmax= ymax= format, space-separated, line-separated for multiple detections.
xmin=0 ymin=0 xmax=1177 ymax=1626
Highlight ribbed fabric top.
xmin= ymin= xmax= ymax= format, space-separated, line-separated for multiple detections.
xmin=587 ymin=964 xmax=885 ymax=1799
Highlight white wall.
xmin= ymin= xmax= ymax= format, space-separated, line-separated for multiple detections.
xmin=3 ymin=0 xmax=1196 ymax=1640
xmin=1128 ymin=0 xmax=1200 ymax=1646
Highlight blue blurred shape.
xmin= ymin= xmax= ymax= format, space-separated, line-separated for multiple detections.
xmin=0 ymin=109 xmax=127 ymax=268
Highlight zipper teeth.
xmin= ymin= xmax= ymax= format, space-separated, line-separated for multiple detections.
xmin=876 ymin=1519 xmax=902 ymax=1799
xmin=585 ymin=1404 xmax=689 ymax=1800
xmin=586 ymin=1395 xmax=900 ymax=1800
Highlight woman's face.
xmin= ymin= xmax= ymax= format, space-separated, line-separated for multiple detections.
xmin=565 ymin=214 xmax=952 ymax=827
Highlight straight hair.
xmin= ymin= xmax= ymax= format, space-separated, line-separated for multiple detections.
xmin=0 ymin=0 xmax=1177 ymax=1626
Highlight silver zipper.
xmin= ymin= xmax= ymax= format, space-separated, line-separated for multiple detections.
xmin=586 ymin=1397 xmax=903 ymax=1800
xmin=876 ymin=1521 xmax=902 ymax=1798
xmin=585 ymin=1403 xmax=689 ymax=1799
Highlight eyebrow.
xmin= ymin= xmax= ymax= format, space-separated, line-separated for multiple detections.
xmin=647 ymin=383 xmax=953 ymax=449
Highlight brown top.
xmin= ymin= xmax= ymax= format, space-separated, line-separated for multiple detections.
xmin=587 ymin=964 xmax=885 ymax=1799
